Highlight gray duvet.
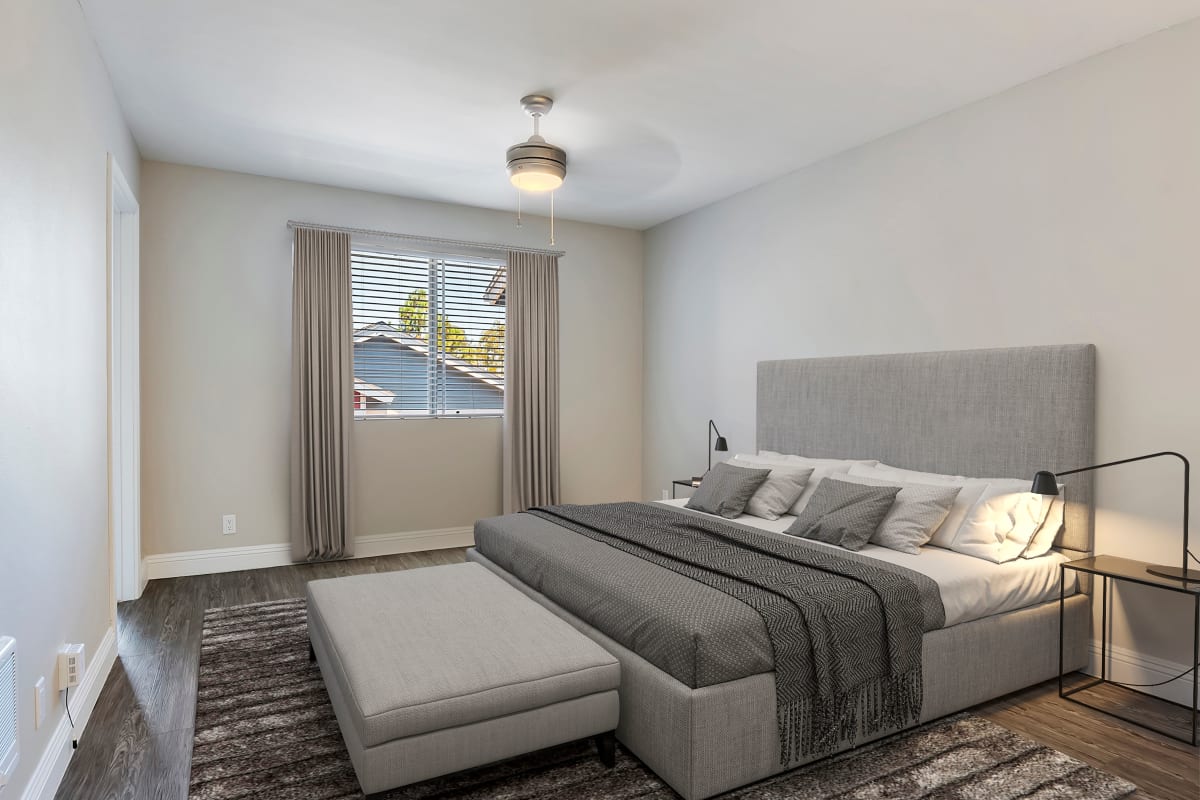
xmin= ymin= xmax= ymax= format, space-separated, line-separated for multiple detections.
xmin=472 ymin=503 xmax=945 ymax=690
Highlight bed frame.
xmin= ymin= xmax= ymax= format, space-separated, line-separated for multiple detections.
xmin=469 ymin=344 xmax=1097 ymax=799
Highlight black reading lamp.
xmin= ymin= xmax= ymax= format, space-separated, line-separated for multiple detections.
xmin=692 ymin=420 xmax=729 ymax=483
xmin=1031 ymin=451 xmax=1198 ymax=582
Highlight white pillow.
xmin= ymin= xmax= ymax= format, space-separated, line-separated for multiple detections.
xmin=758 ymin=451 xmax=879 ymax=469
xmin=730 ymin=453 xmax=803 ymax=469
xmin=736 ymin=451 xmax=783 ymax=462
xmin=859 ymin=465 xmax=1066 ymax=554
xmin=726 ymin=457 xmax=815 ymax=520
xmin=865 ymin=463 xmax=970 ymax=484
xmin=831 ymin=472 xmax=963 ymax=555
xmin=849 ymin=464 xmax=987 ymax=548
xmin=1022 ymin=484 xmax=1065 ymax=558
xmin=986 ymin=479 xmax=1061 ymax=557
xmin=949 ymin=483 xmax=1053 ymax=563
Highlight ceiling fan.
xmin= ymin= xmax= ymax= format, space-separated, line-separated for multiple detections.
xmin=506 ymin=94 xmax=566 ymax=244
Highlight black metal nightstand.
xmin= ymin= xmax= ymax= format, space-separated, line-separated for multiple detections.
xmin=670 ymin=479 xmax=700 ymax=499
xmin=1059 ymin=555 xmax=1199 ymax=745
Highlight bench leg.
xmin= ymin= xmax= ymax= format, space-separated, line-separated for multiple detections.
xmin=595 ymin=730 xmax=616 ymax=768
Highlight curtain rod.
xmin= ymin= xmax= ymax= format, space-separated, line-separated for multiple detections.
xmin=286 ymin=220 xmax=565 ymax=258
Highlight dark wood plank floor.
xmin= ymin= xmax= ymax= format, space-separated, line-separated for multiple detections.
xmin=58 ymin=549 xmax=1198 ymax=800
xmin=977 ymin=679 xmax=1198 ymax=800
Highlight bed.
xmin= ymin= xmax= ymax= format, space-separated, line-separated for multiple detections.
xmin=467 ymin=344 xmax=1096 ymax=799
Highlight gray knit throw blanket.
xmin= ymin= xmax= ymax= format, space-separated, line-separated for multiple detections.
xmin=528 ymin=502 xmax=926 ymax=764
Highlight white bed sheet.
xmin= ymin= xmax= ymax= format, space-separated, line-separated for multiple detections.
xmin=656 ymin=498 xmax=1075 ymax=628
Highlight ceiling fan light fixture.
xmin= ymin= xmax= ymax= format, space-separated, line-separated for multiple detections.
xmin=510 ymin=170 xmax=564 ymax=192
xmin=504 ymin=152 xmax=564 ymax=191
xmin=506 ymin=94 xmax=567 ymax=193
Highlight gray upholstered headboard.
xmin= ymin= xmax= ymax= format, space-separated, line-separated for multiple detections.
xmin=757 ymin=344 xmax=1096 ymax=553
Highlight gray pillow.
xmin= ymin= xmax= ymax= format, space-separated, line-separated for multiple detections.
xmin=686 ymin=462 xmax=772 ymax=519
xmin=785 ymin=478 xmax=900 ymax=551
xmin=831 ymin=472 xmax=962 ymax=555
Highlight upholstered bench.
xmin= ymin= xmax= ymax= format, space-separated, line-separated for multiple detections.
xmin=306 ymin=562 xmax=621 ymax=796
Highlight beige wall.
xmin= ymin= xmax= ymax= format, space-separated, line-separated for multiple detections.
xmin=140 ymin=162 xmax=642 ymax=555
xmin=0 ymin=0 xmax=142 ymax=793
xmin=643 ymin=21 xmax=1200 ymax=690
xmin=353 ymin=418 xmax=502 ymax=536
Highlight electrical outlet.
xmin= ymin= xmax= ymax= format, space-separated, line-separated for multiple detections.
xmin=661 ymin=489 xmax=670 ymax=501
xmin=57 ymin=644 xmax=84 ymax=691
xmin=34 ymin=677 xmax=46 ymax=729
xmin=222 ymin=514 xmax=237 ymax=535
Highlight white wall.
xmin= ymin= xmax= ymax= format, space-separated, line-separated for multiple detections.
xmin=644 ymin=20 xmax=1200 ymax=687
xmin=140 ymin=162 xmax=643 ymax=556
xmin=0 ymin=0 xmax=141 ymax=794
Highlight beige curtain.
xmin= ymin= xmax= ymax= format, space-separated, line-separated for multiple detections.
xmin=290 ymin=227 xmax=355 ymax=560
xmin=503 ymin=250 xmax=561 ymax=513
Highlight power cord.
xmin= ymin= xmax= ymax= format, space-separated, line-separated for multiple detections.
xmin=1091 ymin=550 xmax=1199 ymax=692
xmin=1102 ymin=661 xmax=1197 ymax=689
xmin=65 ymin=686 xmax=77 ymax=750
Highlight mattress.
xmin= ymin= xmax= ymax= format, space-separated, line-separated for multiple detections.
xmin=657 ymin=498 xmax=1076 ymax=627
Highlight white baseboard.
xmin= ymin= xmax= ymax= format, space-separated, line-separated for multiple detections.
xmin=142 ymin=526 xmax=475 ymax=580
xmin=353 ymin=527 xmax=475 ymax=558
xmin=19 ymin=627 xmax=116 ymax=800
xmin=1085 ymin=639 xmax=1196 ymax=707
xmin=142 ymin=542 xmax=293 ymax=580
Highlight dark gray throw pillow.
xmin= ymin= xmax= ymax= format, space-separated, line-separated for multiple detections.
xmin=785 ymin=478 xmax=900 ymax=551
xmin=685 ymin=462 xmax=772 ymax=519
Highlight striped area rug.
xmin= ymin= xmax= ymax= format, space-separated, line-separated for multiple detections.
xmin=189 ymin=598 xmax=1136 ymax=800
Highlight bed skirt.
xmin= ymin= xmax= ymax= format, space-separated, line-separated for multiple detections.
xmin=466 ymin=547 xmax=1090 ymax=800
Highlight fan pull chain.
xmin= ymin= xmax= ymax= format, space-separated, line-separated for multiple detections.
xmin=549 ymin=191 xmax=556 ymax=246
xmin=516 ymin=188 xmax=522 ymax=228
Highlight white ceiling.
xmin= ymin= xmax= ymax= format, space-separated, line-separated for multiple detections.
xmin=81 ymin=0 xmax=1200 ymax=229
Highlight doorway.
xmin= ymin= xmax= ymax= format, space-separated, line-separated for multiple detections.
xmin=109 ymin=155 xmax=141 ymax=603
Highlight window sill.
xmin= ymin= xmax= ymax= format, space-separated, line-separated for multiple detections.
xmin=353 ymin=413 xmax=503 ymax=421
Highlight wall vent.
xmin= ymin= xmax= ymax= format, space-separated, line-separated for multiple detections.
xmin=0 ymin=636 xmax=16 ymax=790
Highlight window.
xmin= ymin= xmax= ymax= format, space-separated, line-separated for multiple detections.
xmin=351 ymin=248 xmax=505 ymax=417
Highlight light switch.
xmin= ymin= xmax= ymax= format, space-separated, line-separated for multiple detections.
xmin=34 ymin=677 xmax=46 ymax=728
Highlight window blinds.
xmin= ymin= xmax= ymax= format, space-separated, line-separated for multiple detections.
xmin=350 ymin=248 xmax=506 ymax=417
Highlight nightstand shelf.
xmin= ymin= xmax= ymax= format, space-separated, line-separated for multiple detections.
xmin=1059 ymin=555 xmax=1200 ymax=745
xmin=670 ymin=479 xmax=700 ymax=499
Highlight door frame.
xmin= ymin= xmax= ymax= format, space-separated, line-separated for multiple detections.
xmin=108 ymin=154 xmax=142 ymax=603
